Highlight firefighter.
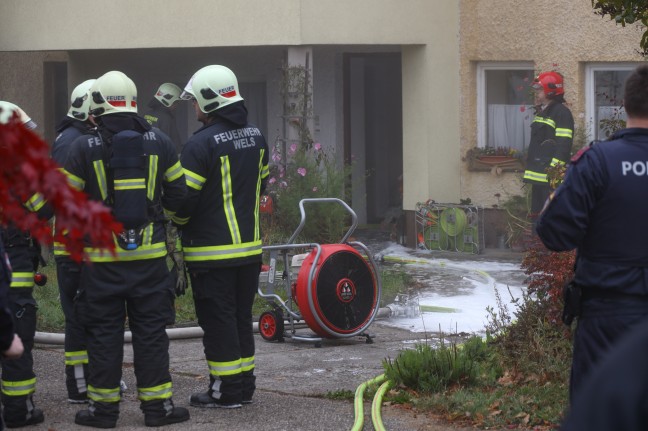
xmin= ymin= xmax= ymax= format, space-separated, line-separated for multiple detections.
xmin=523 ymin=71 xmax=574 ymax=215
xmin=174 ymin=65 xmax=269 ymax=408
xmin=536 ymin=65 xmax=648 ymax=403
xmin=51 ymin=79 xmax=96 ymax=404
xmin=62 ymin=71 xmax=189 ymax=428
xmin=144 ymin=83 xmax=183 ymax=154
xmin=0 ymin=101 xmax=45 ymax=428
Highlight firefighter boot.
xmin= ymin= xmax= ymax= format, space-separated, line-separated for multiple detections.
xmin=190 ymin=374 xmax=242 ymax=409
xmin=2 ymin=394 xmax=45 ymax=428
xmin=142 ymin=399 xmax=189 ymax=427
xmin=241 ymin=370 xmax=256 ymax=404
xmin=66 ymin=363 xmax=89 ymax=404
xmin=74 ymin=400 xmax=119 ymax=429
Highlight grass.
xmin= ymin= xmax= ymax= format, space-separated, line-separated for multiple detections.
xmin=34 ymin=256 xmax=410 ymax=332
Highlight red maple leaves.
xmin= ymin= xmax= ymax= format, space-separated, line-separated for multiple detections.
xmin=0 ymin=112 xmax=121 ymax=261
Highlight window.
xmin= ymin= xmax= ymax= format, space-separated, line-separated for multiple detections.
xmin=586 ymin=63 xmax=640 ymax=141
xmin=477 ymin=62 xmax=534 ymax=152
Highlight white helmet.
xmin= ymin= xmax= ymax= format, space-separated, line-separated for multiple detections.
xmin=181 ymin=65 xmax=243 ymax=113
xmin=89 ymin=71 xmax=138 ymax=116
xmin=67 ymin=79 xmax=96 ymax=121
xmin=0 ymin=101 xmax=37 ymax=129
xmin=154 ymin=83 xmax=181 ymax=107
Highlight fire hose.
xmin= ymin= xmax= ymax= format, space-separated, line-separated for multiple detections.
xmin=351 ymin=373 xmax=393 ymax=431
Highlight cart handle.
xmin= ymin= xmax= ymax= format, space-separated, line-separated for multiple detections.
xmin=287 ymin=198 xmax=358 ymax=245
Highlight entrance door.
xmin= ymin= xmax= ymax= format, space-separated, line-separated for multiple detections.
xmin=344 ymin=53 xmax=403 ymax=224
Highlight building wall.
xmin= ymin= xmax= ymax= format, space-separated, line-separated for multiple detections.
xmin=0 ymin=0 xmax=462 ymax=213
xmin=459 ymin=0 xmax=645 ymax=208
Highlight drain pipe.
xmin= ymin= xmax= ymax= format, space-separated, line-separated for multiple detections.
xmin=35 ymin=307 xmax=392 ymax=345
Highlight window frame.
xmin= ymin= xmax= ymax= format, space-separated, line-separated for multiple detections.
xmin=476 ymin=61 xmax=534 ymax=149
xmin=585 ymin=62 xmax=641 ymax=141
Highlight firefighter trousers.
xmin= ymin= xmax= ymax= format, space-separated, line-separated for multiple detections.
xmin=76 ymin=257 xmax=176 ymax=416
xmin=55 ymin=257 xmax=88 ymax=400
xmin=1 ymin=290 xmax=38 ymax=421
xmin=190 ymin=262 xmax=260 ymax=403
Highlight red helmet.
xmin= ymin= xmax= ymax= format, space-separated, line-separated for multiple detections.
xmin=532 ymin=71 xmax=564 ymax=97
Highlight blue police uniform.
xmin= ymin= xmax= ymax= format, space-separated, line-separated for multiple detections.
xmin=561 ymin=317 xmax=648 ymax=431
xmin=536 ymin=127 xmax=648 ymax=402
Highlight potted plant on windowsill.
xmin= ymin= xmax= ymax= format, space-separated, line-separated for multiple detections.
xmin=465 ymin=146 xmax=525 ymax=172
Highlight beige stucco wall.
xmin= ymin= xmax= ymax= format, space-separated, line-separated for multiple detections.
xmin=459 ymin=0 xmax=645 ymax=208
xmin=0 ymin=0 xmax=437 ymax=50
xmin=0 ymin=0 xmax=462 ymax=212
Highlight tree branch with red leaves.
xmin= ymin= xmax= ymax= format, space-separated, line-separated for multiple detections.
xmin=0 ymin=113 xmax=122 ymax=261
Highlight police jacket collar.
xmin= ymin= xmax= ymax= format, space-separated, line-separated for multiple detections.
xmin=610 ymin=127 xmax=648 ymax=140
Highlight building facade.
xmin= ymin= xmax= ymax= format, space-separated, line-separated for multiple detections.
xmin=0 ymin=0 xmax=643 ymax=248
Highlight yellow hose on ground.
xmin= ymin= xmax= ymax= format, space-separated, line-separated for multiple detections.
xmin=351 ymin=374 xmax=387 ymax=431
xmin=371 ymin=379 xmax=392 ymax=431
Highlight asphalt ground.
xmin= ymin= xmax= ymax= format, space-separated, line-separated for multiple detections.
xmin=27 ymin=230 xmax=520 ymax=431
xmin=30 ymin=321 xmax=472 ymax=431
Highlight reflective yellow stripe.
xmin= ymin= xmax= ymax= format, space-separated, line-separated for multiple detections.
xmin=171 ymin=215 xmax=190 ymax=225
xmin=2 ymin=378 xmax=36 ymax=396
xmin=550 ymin=158 xmax=565 ymax=167
xmin=208 ymin=359 xmax=242 ymax=377
xmin=93 ymin=160 xmax=108 ymax=200
xmin=65 ymin=350 xmax=89 ymax=366
xmin=10 ymin=272 xmax=34 ymax=288
xmin=523 ymin=170 xmax=548 ymax=183
xmin=165 ymin=160 xmax=183 ymax=182
xmin=533 ymin=116 xmax=556 ymax=128
xmin=255 ymin=152 xmax=264 ymax=241
xmin=138 ymin=382 xmax=173 ymax=401
xmin=184 ymin=169 xmax=206 ymax=191
xmin=24 ymin=193 xmax=46 ymax=212
xmin=241 ymin=356 xmax=255 ymax=372
xmin=63 ymin=169 xmax=85 ymax=190
xmin=141 ymin=224 xmax=153 ymax=246
xmin=221 ymin=156 xmax=242 ymax=244
xmin=53 ymin=241 xmax=70 ymax=256
xmin=555 ymin=127 xmax=573 ymax=138
xmin=114 ymin=178 xmax=145 ymax=190
xmin=148 ymin=155 xmax=158 ymax=200
xmin=183 ymin=240 xmax=262 ymax=262
xmin=84 ymin=241 xmax=167 ymax=262
xmin=260 ymin=148 xmax=269 ymax=179
xmin=88 ymin=385 xmax=120 ymax=403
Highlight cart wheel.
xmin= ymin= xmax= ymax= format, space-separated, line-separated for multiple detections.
xmin=259 ymin=310 xmax=284 ymax=342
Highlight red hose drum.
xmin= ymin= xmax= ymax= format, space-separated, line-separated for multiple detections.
xmin=295 ymin=244 xmax=378 ymax=337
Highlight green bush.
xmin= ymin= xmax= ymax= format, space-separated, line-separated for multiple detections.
xmin=383 ymin=341 xmax=480 ymax=393
xmin=263 ymin=141 xmax=352 ymax=245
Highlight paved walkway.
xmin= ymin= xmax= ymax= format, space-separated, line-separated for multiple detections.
xmin=29 ymin=230 xmax=519 ymax=430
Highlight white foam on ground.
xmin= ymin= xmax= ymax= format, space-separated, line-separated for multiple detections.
xmin=377 ymin=244 xmax=526 ymax=335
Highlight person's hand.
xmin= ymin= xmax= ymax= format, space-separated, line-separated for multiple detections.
xmin=2 ymin=334 xmax=24 ymax=360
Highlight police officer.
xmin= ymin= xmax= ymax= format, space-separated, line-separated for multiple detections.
xmin=50 ymin=79 xmax=96 ymax=404
xmin=62 ymin=71 xmax=189 ymax=428
xmin=174 ymin=65 xmax=269 ymax=408
xmin=536 ymin=64 xmax=648 ymax=403
xmin=144 ymin=83 xmax=183 ymax=154
xmin=523 ymin=71 xmax=574 ymax=215
xmin=0 ymin=101 xmax=44 ymax=428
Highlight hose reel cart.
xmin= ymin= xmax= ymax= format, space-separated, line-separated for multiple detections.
xmin=258 ymin=198 xmax=382 ymax=346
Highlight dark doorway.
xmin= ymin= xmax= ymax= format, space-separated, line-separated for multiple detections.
xmin=44 ymin=62 xmax=68 ymax=144
xmin=344 ymin=53 xmax=403 ymax=224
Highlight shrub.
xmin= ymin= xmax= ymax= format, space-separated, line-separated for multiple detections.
xmin=263 ymin=141 xmax=352 ymax=245
xmin=383 ymin=341 xmax=480 ymax=393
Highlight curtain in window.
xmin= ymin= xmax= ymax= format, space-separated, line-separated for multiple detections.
xmin=487 ymin=104 xmax=533 ymax=152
